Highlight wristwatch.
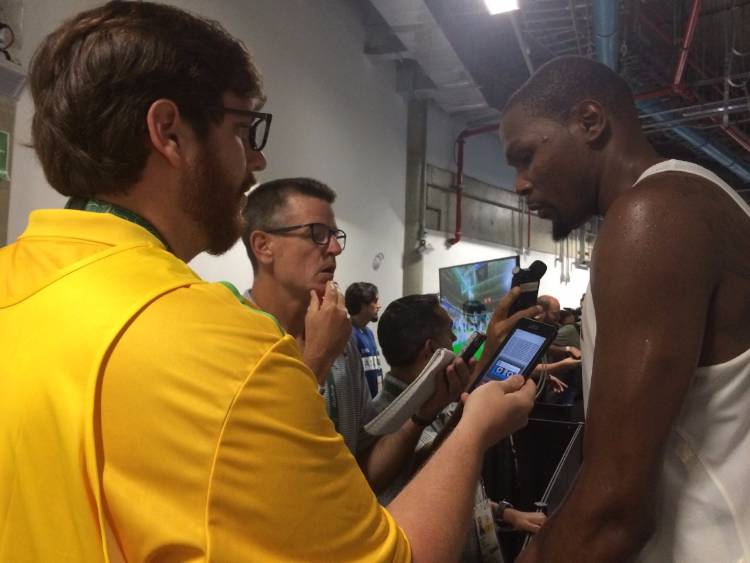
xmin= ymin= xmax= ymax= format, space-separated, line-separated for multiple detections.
xmin=496 ymin=500 xmax=514 ymax=520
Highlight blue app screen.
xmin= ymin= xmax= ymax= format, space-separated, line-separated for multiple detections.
xmin=486 ymin=328 xmax=546 ymax=381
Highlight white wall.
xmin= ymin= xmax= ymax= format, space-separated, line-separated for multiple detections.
xmin=426 ymin=101 xmax=515 ymax=189
xmin=7 ymin=0 xmax=408 ymax=309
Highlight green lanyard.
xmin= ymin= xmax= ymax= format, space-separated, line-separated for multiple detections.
xmin=219 ymin=283 xmax=286 ymax=335
xmin=66 ymin=196 xmax=172 ymax=252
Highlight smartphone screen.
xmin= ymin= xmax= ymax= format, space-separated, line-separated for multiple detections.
xmin=472 ymin=318 xmax=557 ymax=388
xmin=485 ymin=327 xmax=548 ymax=381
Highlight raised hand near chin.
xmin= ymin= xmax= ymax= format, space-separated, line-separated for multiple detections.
xmin=302 ymin=281 xmax=352 ymax=384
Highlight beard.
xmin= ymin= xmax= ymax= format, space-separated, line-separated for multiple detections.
xmin=179 ymin=143 xmax=254 ymax=256
xmin=545 ymin=207 xmax=576 ymax=241
xmin=552 ymin=218 xmax=575 ymax=241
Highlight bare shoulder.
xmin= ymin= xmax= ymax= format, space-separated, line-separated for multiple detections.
xmin=595 ymin=173 xmax=718 ymax=265
xmin=589 ymin=171 xmax=724 ymax=320
xmin=610 ymin=172 xmax=720 ymax=228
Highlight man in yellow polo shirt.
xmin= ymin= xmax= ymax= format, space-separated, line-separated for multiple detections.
xmin=0 ymin=2 xmax=537 ymax=562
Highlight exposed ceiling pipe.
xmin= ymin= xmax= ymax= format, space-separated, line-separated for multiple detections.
xmin=640 ymin=99 xmax=750 ymax=182
xmin=673 ymin=0 xmax=703 ymax=90
xmin=635 ymin=87 xmax=679 ymax=102
xmin=637 ymin=4 xmax=750 ymax=163
xmin=593 ymin=0 xmax=750 ymax=183
xmin=447 ymin=123 xmax=500 ymax=246
xmin=721 ymin=126 xmax=750 ymax=153
xmin=641 ymin=95 xmax=750 ymax=131
xmin=510 ymin=13 xmax=535 ymax=75
xmin=593 ymin=0 xmax=620 ymax=70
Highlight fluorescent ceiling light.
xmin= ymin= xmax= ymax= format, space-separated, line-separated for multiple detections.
xmin=483 ymin=0 xmax=520 ymax=15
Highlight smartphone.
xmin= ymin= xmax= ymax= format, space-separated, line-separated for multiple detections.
xmin=508 ymin=260 xmax=547 ymax=316
xmin=459 ymin=331 xmax=486 ymax=362
xmin=469 ymin=317 xmax=557 ymax=390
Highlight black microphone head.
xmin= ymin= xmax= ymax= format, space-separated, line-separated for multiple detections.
xmin=529 ymin=260 xmax=547 ymax=278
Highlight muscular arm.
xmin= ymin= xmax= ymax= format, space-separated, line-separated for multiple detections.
xmin=518 ymin=180 xmax=719 ymax=562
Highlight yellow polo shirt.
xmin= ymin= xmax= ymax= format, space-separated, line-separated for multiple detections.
xmin=0 ymin=210 xmax=410 ymax=562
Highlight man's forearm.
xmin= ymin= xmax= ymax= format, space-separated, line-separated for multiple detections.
xmin=357 ymin=419 xmax=424 ymax=493
xmin=537 ymin=359 xmax=570 ymax=375
xmin=517 ymin=469 xmax=653 ymax=563
xmin=546 ymin=344 xmax=569 ymax=361
xmin=387 ymin=424 xmax=484 ymax=563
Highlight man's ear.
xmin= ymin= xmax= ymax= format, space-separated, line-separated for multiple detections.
xmin=420 ymin=338 xmax=437 ymax=360
xmin=569 ymin=100 xmax=608 ymax=145
xmin=250 ymin=231 xmax=274 ymax=266
xmin=146 ymin=99 xmax=188 ymax=168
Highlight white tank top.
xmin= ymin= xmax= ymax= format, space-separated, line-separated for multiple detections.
xmin=582 ymin=159 xmax=750 ymax=563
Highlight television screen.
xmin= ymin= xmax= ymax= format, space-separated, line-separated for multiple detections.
xmin=439 ymin=255 xmax=520 ymax=355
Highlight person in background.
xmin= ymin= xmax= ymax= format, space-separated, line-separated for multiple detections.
xmin=534 ymin=297 xmax=582 ymax=405
xmin=553 ymin=307 xmax=583 ymax=404
xmin=375 ymin=294 xmax=548 ymax=561
xmin=241 ymin=177 xmax=352 ymax=382
xmin=242 ymin=178 xmax=479 ymax=496
xmin=537 ymin=294 xmax=581 ymax=360
xmin=346 ymin=281 xmax=385 ymax=397
xmin=558 ymin=308 xmax=577 ymax=328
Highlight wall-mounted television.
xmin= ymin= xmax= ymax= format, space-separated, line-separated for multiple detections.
xmin=439 ymin=255 xmax=520 ymax=355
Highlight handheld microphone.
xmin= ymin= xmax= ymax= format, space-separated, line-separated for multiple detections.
xmin=508 ymin=260 xmax=547 ymax=315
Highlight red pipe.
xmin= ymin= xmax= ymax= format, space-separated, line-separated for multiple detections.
xmin=635 ymin=87 xmax=676 ymax=102
xmin=721 ymin=126 xmax=750 ymax=153
xmin=447 ymin=123 xmax=501 ymax=246
xmin=674 ymin=0 xmax=703 ymax=89
xmin=639 ymin=3 xmax=750 ymax=156
xmin=448 ymin=136 xmax=466 ymax=246
xmin=639 ymin=8 xmax=710 ymax=86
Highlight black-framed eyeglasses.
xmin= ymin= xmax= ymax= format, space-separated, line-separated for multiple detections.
xmin=220 ymin=106 xmax=273 ymax=152
xmin=265 ymin=223 xmax=347 ymax=250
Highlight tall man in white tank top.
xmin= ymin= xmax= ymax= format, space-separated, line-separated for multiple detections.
xmin=501 ymin=56 xmax=750 ymax=563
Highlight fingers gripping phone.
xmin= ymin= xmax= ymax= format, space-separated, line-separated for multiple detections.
xmin=469 ymin=318 xmax=557 ymax=391
xmin=459 ymin=331 xmax=486 ymax=362
xmin=426 ymin=327 xmax=546 ymax=456
xmin=508 ymin=261 xmax=547 ymax=316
